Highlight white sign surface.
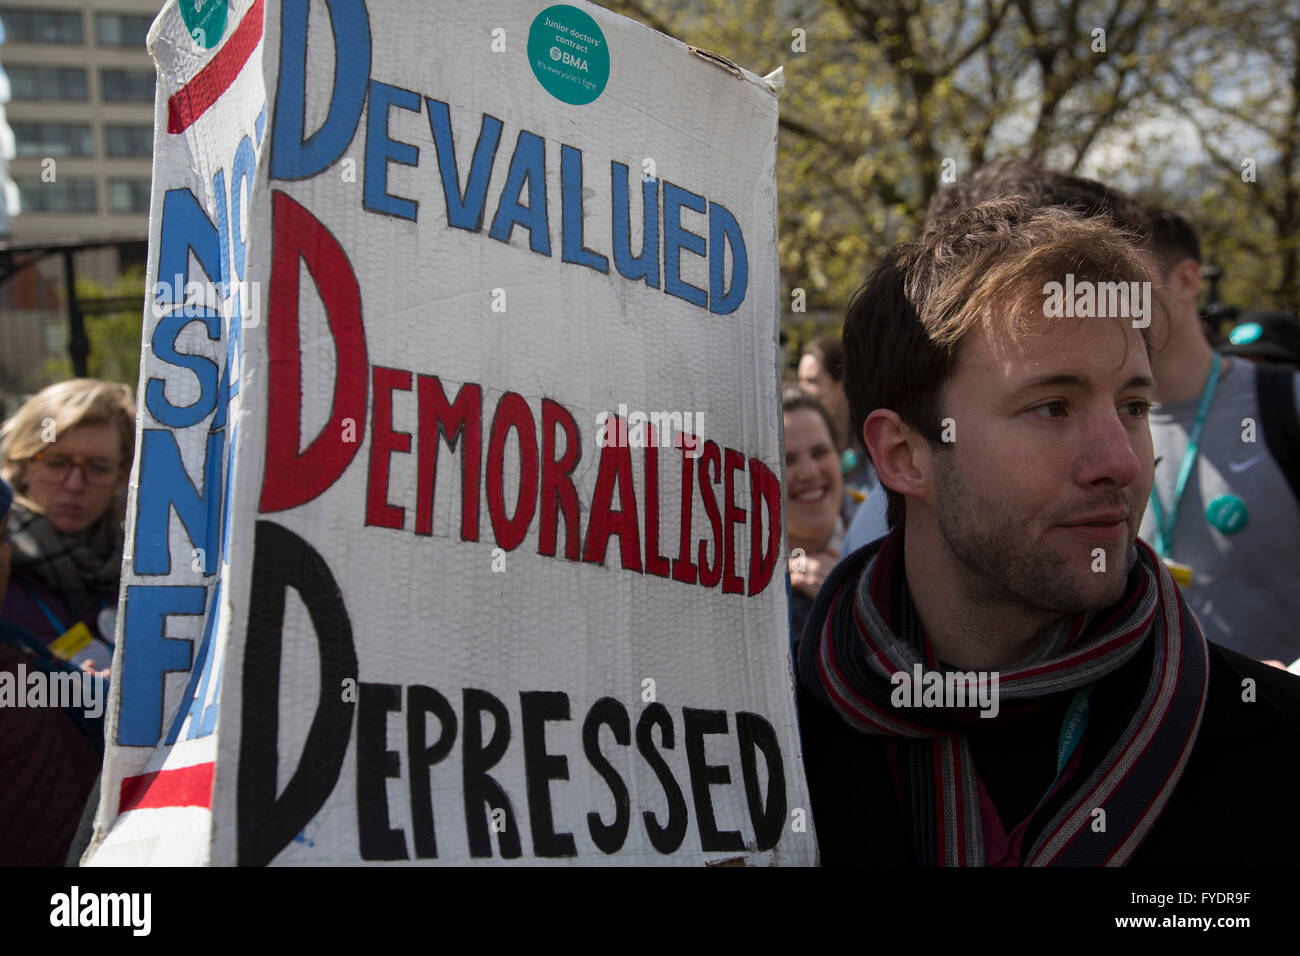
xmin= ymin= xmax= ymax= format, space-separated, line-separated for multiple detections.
xmin=86 ymin=0 xmax=812 ymax=866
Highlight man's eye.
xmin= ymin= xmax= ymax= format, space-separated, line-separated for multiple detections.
xmin=45 ymin=457 xmax=72 ymax=468
xmin=87 ymin=461 xmax=116 ymax=476
xmin=1123 ymin=400 xmax=1152 ymax=418
xmin=1028 ymin=401 xmax=1067 ymax=418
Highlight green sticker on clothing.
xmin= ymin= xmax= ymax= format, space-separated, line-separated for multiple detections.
xmin=182 ymin=0 xmax=227 ymax=50
xmin=1206 ymin=494 xmax=1248 ymax=534
xmin=527 ymin=5 xmax=610 ymax=105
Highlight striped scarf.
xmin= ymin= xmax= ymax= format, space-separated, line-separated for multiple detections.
xmin=5 ymin=500 xmax=123 ymax=619
xmin=799 ymin=529 xmax=1208 ymax=866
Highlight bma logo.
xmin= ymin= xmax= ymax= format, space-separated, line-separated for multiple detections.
xmin=549 ymin=46 xmax=589 ymax=71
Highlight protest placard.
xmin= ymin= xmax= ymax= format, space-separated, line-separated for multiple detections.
xmin=84 ymin=0 xmax=811 ymax=866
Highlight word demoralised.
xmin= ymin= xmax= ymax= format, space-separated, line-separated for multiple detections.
xmin=259 ymin=193 xmax=780 ymax=594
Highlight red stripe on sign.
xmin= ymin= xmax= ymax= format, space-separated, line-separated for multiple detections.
xmin=167 ymin=0 xmax=265 ymax=134
xmin=119 ymin=762 xmax=215 ymax=812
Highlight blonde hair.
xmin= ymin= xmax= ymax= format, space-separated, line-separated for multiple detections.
xmin=0 ymin=379 xmax=136 ymax=508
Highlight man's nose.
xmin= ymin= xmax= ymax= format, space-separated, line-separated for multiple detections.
xmin=62 ymin=463 xmax=88 ymax=489
xmin=1076 ymin=410 xmax=1142 ymax=489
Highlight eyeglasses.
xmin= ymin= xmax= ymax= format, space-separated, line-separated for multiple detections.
xmin=28 ymin=451 xmax=125 ymax=486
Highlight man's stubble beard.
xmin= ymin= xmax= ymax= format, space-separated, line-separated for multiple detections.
xmin=929 ymin=448 xmax=1135 ymax=615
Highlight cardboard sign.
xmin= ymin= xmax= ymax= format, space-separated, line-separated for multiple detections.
xmin=85 ymin=0 xmax=813 ymax=866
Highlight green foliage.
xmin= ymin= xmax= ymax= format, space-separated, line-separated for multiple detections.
xmin=1146 ymin=1 xmax=1300 ymax=313
xmin=601 ymin=0 xmax=1299 ymax=334
xmin=42 ymin=265 xmax=145 ymax=388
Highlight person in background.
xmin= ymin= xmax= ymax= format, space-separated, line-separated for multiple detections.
xmin=0 ymin=473 xmax=106 ymax=866
xmin=798 ymin=334 xmax=876 ymax=523
xmin=1220 ymin=311 xmax=1300 ymax=370
xmin=1132 ymin=207 xmax=1300 ymax=667
xmin=839 ymin=478 xmax=890 ymax=559
xmin=783 ymin=388 xmax=844 ymax=652
xmin=1 ymin=478 xmax=11 ymax=609
xmin=0 ymin=379 xmax=135 ymax=673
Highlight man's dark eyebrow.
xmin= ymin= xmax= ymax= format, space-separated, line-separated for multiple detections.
xmin=1009 ymin=372 xmax=1156 ymax=400
xmin=1121 ymin=374 xmax=1157 ymax=392
xmin=1009 ymin=373 xmax=1088 ymax=399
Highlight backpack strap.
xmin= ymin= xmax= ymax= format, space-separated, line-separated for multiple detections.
xmin=1255 ymin=364 xmax=1300 ymax=507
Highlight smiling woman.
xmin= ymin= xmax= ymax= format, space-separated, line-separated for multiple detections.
xmin=0 ymin=379 xmax=135 ymax=671
xmin=783 ymin=387 xmax=845 ymax=651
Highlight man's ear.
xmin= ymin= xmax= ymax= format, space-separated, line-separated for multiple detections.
xmin=863 ymin=409 xmax=930 ymax=504
xmin=1169 ymin=257 xmax=1202 ymax=304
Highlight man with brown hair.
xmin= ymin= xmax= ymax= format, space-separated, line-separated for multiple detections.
xmin=797 ymin=197 xmax=1300 ymax=866
xmin=918 ymin=158 xmax=1300 ymax=666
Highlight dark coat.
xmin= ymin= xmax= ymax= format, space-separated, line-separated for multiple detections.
xmin=0 ymin=639 xmax=102 ymax=866
xmin=797 ymin=575 xmax=1300 ymax=866
xmin=0 ymin=564 xmax=114 ymax=650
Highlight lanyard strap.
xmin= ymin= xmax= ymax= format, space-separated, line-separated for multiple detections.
xmin=1032 ymin=685 xmax=1094 ymax=816
xmin=21 ymin=579 xmax=68 ymax=635
xmin=1054 ymin=686 xmax=1092 ymax=776
xmin=19 ymin=580 xmax=113 ymax=646
xmin=0 ymin=616 xmax=62 ymax=663
xmin=1149 ymin=357 xmax=1221 ymax=558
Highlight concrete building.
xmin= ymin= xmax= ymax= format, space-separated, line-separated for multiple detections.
xmin=0 ymin=2 xmax=159 ymax=402
xmin=1 ymin=1 xmax=160 ymax=242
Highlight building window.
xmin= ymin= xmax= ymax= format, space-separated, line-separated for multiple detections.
xmin=104 ymin=124 xmax=153 ymax=157
xmin=16 ymin=178 xmax=97 ymax=213
xmin=11 ymin=123 xmax=93 ymax=157
xmin=6 ymin=66 xmax=88 ymax=100
xmin=95 ymin=13 xmax=152 ymax=48
xmin=1 ymin=9 xmax=84 ymax=44
xmin=108 ymin=179 xmax=150 ymax=213
xmin=99 ymin=68 xmax=154 ymax=102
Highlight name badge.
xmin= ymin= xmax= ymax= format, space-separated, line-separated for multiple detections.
xmin=48 ymin=621 xmax=94 ymax=660
xmin=1162 ymin=558 xmax=1194 ymax=587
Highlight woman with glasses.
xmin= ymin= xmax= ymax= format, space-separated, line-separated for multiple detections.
xmin=0 ymin=378 xmax=135 ymax=673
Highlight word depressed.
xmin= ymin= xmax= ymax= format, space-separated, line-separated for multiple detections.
xmin=237 ymin=521 xmax=791 ymax=864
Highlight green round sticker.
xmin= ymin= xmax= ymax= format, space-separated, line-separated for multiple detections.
xmin=182 ymin=0 xmax=227 ymax=50
xmin=1206 ymin=494 xmax=1248 ymax=534
xmin=527 ymin=5 xmax=610 ymax=105
xmin=1229 ymin=322 xmax=1263 ymax=346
